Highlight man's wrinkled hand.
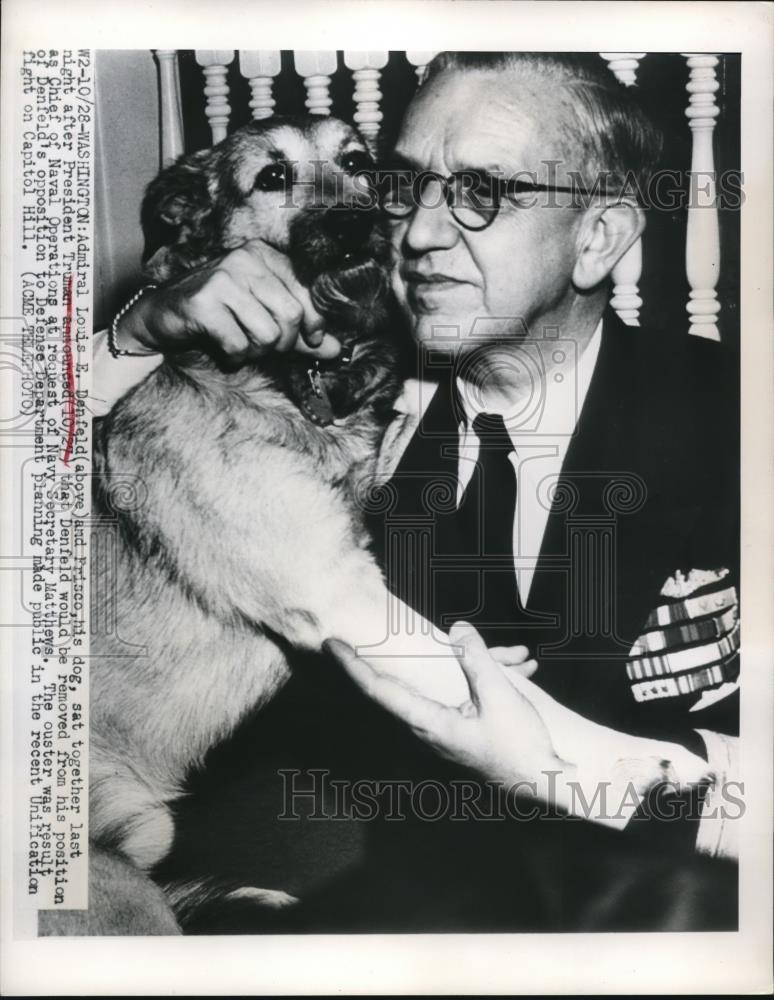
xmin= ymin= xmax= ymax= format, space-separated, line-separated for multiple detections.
xmin=115 ymin=239 xmax=342 ymax=364
xmin=325 ymin=622 xmax=568 ymax=793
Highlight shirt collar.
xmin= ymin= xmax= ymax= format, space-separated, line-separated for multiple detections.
xmin=393 ymin=319 xmax=604 ymax=438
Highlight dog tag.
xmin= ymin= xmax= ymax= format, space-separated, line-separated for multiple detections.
xmin=303 ymin=366 xmax=336 ymax=426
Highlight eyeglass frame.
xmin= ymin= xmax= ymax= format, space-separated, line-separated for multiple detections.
xmin=376 ymin=167 xmax=592 ymax=232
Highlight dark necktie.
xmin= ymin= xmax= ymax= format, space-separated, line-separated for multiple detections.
xmin=460 ymin=412 xmax=518 ymax=557
xmin=432 ymin=411 xmax=521 ymax=640
xmin=364 ymin=379 xmax=529 ymax=645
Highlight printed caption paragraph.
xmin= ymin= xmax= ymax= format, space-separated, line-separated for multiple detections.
xmin=8 ymin=48 xmax=94 ymax=911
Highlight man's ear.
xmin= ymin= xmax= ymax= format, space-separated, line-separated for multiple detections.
xmin=572 ymin=201 xmax=645 ymax=291
xmin=140 ymin=149 xmax=216 ymax=270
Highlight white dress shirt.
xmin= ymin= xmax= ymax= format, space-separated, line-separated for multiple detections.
xmin=392 ymin=321 xmax=604 ymax=606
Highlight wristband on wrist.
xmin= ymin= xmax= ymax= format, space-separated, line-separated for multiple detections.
xmin=109 ymin=285 xmax=158 ymax=358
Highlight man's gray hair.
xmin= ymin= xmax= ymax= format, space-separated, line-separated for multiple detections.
xmin=424 ymin=52 xmax=663 ymax=200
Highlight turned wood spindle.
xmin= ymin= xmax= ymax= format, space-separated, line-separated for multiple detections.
xmin=683 ymin=53 xmax=721 ymax=341
xmin=601 ymin=53 xmax=647 ymax=326
xmin=195 ymin=50 xmax=235 ymax=144
xmin=344 ymin=51 xmax=388 ymax=150
xmin=155 ymin=50 xmax=184 ymax=166
xmin=238 ymin=50 xmax=281 ymax=121
xmin=406 ymin=51 xmax=437 ymax=86
xmin=294 ymin=51 xmax=338 ymax=115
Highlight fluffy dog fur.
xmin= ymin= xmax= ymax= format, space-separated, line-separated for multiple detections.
xmin=50 ymin=116 xmax=460 ymax=936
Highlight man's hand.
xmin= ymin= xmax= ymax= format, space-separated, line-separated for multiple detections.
xmin=326 ymin=621 xmax=711 ymax=825
xmin=325 ymin=622 xmax=571 ymax=796
xmin=115 ymin=239 xmax=342 ymax=364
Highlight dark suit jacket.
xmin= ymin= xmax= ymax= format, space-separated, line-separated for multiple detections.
xmin=367 ymin=310 xmax=739 ymax=746
xmin=530 ymin=311 xmax=738 ymax=746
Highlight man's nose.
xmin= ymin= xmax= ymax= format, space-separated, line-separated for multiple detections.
xmin=400 ymin=178 xmax=459 ymax=253
xmin=322 ymin=207 xmax=375 ymax=249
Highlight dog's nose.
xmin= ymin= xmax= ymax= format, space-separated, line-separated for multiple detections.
xmin=322 ymin=207 xmax=374 ymax=250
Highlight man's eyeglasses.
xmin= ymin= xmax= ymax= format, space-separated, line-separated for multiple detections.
xmin=377 ymin=168 xmax=588 ymax=231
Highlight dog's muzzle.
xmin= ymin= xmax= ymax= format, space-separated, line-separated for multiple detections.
xmin=288 ymin=205 xmax=387 ymax=284
xmin=286 ymin=203 xmax=392 ymax=345
xmin=281 ymin=204 xmax=396 ymax=428
xmin=320 ymin=207 xmax=376 ymax=261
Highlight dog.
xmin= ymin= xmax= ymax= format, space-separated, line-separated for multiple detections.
xmin=63 ymin=116 xmax=466 ymax=935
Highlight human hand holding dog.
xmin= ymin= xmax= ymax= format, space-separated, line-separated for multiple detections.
xmin=115 ymin=239 xmax=342 ymax=364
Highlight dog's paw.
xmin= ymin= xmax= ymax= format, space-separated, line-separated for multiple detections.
xmin=172 ymin=882 xmax=300 ymax=933
xmin=224 ymin=886 xmax=299 ymax=909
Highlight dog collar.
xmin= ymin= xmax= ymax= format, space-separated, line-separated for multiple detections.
xmin=297 ymin=349 xmax=353 ymax=427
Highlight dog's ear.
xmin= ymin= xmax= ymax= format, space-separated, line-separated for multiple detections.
xmin=140 ymin=149 xmax=218 ymax=280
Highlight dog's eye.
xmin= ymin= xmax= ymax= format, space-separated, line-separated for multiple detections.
xmin=341 ymin=150 xmax=374 ymax=175
xmin=254 ymin=162 xmax=293 ymax=192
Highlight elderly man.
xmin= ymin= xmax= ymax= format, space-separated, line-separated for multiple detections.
xmin=95 ymin=52 xmax=739 ymax=930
